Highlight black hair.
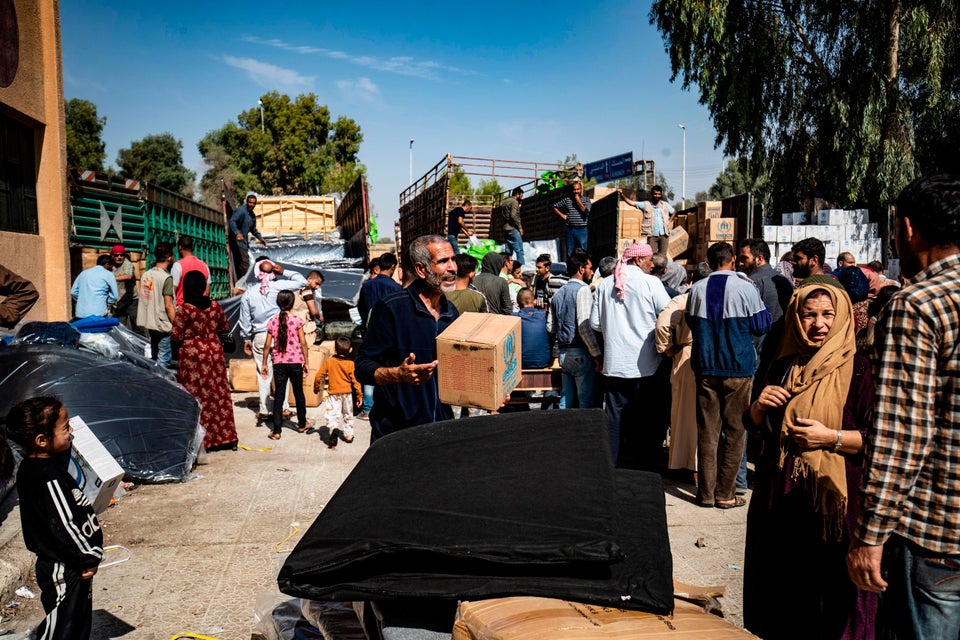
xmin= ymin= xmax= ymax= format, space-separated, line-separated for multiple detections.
xmin=307 ymin=270 xmax=324 ymax=282
xmin=869 ymin=284 xmax=900 ymax=318
xmin=2 ymin=396 xmax=64 ymax=458
xmin=512 ymin=187 xmax=524 ymax=197
xmin=378 ymin=253 xmax=398 ymax=271
xmin=96 ymin=254 xmax=112 ymax=267
xmin=154 ymin=242 xmax=174 ymax=263
xmin=454 ymin=253 xmax=478 ymax=278
xmin=275 ymin=290 xmax=295 ymax=353
xmin=740 ymin=238 xmax=771 ymax=263
xmin=893 ymin=174 xmax=960 ymax=247
xmin=178 ymin=235 xmax=194 ymax=251
xmin=565 ymin=249 xmax=590 ymax=277
xmin=462 ymin=200 xmax=472 ymax=207
xmin=706 ymin=242 xmax=735 ymax=270
xmin=516 ymin=288 xmax=535 ymax=306
xmin=651 ymin=185 xmax=663 ymax=193
xmin=791 ymin=237 xmax=826 ymax=267
xmin=535 ymin=254 xmax=551 ymax=267
xmin=334 ymin=336 xmax=352 ymax=356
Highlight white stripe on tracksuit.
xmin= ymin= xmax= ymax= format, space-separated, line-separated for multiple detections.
xmin=46 ymin=480 xmax=102 ymax=560
xmin=39 ymin=561 xmax=65 ymax=640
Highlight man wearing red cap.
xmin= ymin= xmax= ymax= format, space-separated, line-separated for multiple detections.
xmin=110 ymin=245 xmax=138 ymax=329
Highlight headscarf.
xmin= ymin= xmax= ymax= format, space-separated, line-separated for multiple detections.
xmin=777 ymin=282 xmax=855 ymax=539
xmin=859 ymin=266 xmax=881 ymax=299
xmin=776 ymin=259 xmax=795 ymax=288
xmin=255 ymin=259 xmax=276 ymax=295
xmin=833 ymin=266 xmax=869 ymax=303
xmin=614 ymin=242 xmax=652 ymax=300
xmin=661 ymin=261 xmax=687 ymax=293
xmin=182 ymin=270 xmax=212 ymax=310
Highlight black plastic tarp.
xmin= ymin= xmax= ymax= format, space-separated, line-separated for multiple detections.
xmin=278 ymin=410 xmax=674 ymax=614
xmin=0 ymin=344 xmax=202 ymax=482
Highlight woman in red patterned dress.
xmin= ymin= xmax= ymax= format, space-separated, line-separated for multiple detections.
xmin=171 ymin=271 xmax=238 ymax=451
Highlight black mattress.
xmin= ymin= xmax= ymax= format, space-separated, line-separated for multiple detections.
xmin=278 ymin=410 xmax=673 ymax=613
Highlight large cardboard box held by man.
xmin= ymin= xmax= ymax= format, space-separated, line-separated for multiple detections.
xmin=67 ymin=416 xmax=125 ymax=514
xmin=453 ymin=597 xmax=760 ymax=639
xmin=437 ymin=313 xmax=521 ymax=411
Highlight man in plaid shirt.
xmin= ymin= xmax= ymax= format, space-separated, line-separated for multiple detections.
xmin=847 ymin=174 xmax=960 ymax=638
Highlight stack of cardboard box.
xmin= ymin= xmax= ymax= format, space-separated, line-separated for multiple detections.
xmin=762 ymin=209 xmax=881 ymax=264
xmin=672 ymin=201 xmax=738 ymax=264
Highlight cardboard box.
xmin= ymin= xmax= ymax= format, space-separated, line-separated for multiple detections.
xmin=705 ymin=218 xmax=736 ymax=242
xmin=67 ymin=416 xmax=125 ymax=514
xmin=453 ymin=597 xmax=760 ymax=640
xmin=438 ymin=312 xmax=521 ymax=411
xmin=667 ymin=226 xmax=690 ymax=259
xmin=775 ymin=226 xmax=792 ymax=245
xmin=762 ymin=225 xmax=778 ymax=243
xmin=229 ymin=358 xmax=260 ymax=392
xmin=288 ymin=344 xmax=331 ymax=407
xmin=818 ymin=209 xmax=847 ymax=225
xmin=781 ymin=212 xmax=794 ymax=225
xmin=697 ymin=201 xmax=722 ymax=222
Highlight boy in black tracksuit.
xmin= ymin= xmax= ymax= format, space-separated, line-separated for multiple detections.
xmin=4 ymin=397 xmax=103 ymax=639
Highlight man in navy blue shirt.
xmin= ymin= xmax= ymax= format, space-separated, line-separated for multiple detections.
xmin=356 ymin=235 xmax=459 ymax=442
xmin=229 ymin=191 xmax=268 ymax=277
xmin=446 ymin=201 xmax=474 ymax=254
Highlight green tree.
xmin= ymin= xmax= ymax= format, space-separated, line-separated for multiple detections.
xmin=650 ymin=1 xmax=960 ymax=212
xmin=477 ymin=178 xmax=504 ymax=196
xmin=65 ymin=98 xmax=106 ymax=172
xmin=448 ymin=166 xmax=472 ymax=195
xmin=117 ymin=133 xmax=195 ymax=196
xmin=704 ymin=157 xmax=769 ymax=204
xmin=198 ymin=91 xmax=364 ymax=205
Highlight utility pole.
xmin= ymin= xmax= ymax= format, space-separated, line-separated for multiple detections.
xmin=409 ymin=139 xmax=414 ymax=185
xmin=678 ymin=124 xmax=686 ymax=208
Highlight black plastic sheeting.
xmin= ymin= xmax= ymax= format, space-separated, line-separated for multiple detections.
xmin=0 ymin=344 xmax=202 ymax=483
xmin=278 ymin=410 xmax=674 ymax=614
xmin=220 ymin=260 xmax=365 ymax=359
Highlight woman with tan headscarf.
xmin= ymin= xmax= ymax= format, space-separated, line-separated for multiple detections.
xmin=742 ymin=283 xmax=876 ymax=640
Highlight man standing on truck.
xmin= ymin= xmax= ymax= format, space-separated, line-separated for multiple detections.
xmin=230 ymin=191 xmax=268 ymax=278
xmin=552 ymin=180 xmax=591 ymax=258
xmin=618 ymin=186 xmax=675 ymax=256
xmin=446 ymin=201 xmax=475 ymax=254
xmin=502 ymin=187 xmax=525 ymax=265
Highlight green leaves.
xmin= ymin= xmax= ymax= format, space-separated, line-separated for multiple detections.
xmin=650 ymin=0 xmax=959 ymax=212
xmin=65 ymin=99 xmax=107 ymax=172
xmin=198 ymin=91 xmax=364 ymax=206
xmin=116 ymin=133 xmax=195 ymax=196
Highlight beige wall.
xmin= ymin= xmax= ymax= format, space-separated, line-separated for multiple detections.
xmin=0 ymin=0 xmax=70 ymax=322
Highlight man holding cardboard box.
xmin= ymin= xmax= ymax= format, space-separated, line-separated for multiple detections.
xmin=356 ymin=235 xmax=460 ymax=442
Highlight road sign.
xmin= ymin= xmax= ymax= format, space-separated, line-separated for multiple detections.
xmin=584 ymin=152 xmax=634 ymax=183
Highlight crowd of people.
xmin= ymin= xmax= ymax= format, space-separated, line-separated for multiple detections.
xmin=3 ymin=174 xmax=958 ymax=639
xmin=354 ymin=173 xmax=960 ymax=640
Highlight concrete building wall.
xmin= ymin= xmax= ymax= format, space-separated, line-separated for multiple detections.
xmin=0 ymin=0 xmax=70 ymax=323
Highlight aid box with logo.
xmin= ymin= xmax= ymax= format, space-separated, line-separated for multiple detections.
xmin=67 ymin=416 xmax=125 ymax=514
xmin=437 ymin=312 xmax=521 ymax=411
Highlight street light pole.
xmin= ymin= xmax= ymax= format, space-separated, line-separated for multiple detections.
xmin=678 ymin=124 xmax=686 ymax=208
xmin=258 ymin=99 xmax=264 ymax=133
xmin=409 ymin=138 xmax=414 ymax=185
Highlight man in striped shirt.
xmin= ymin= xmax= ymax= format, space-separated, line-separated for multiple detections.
xmin=847 ymin=174 xmax=960 ymax=638
xmin=552 ymin=180 xmax=592 ymax=258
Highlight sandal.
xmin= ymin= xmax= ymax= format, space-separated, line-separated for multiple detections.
xmin=267 ymin=433 xmax=281 ymax=440
xmin=297 ymin=419 xmax=316 ymax=434
xmin=715 ymin=496 xmax=747 ymax=509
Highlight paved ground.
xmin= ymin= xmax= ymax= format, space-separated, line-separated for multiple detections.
xmin=0 ymin=394 xmax=749 ymax=638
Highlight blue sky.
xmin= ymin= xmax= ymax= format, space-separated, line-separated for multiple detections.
xmin=60 ymin=1 xmax=727 ymax=238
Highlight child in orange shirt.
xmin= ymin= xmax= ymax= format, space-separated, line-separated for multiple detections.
xmin=313 ymin=336 xmax=362 ymax=449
